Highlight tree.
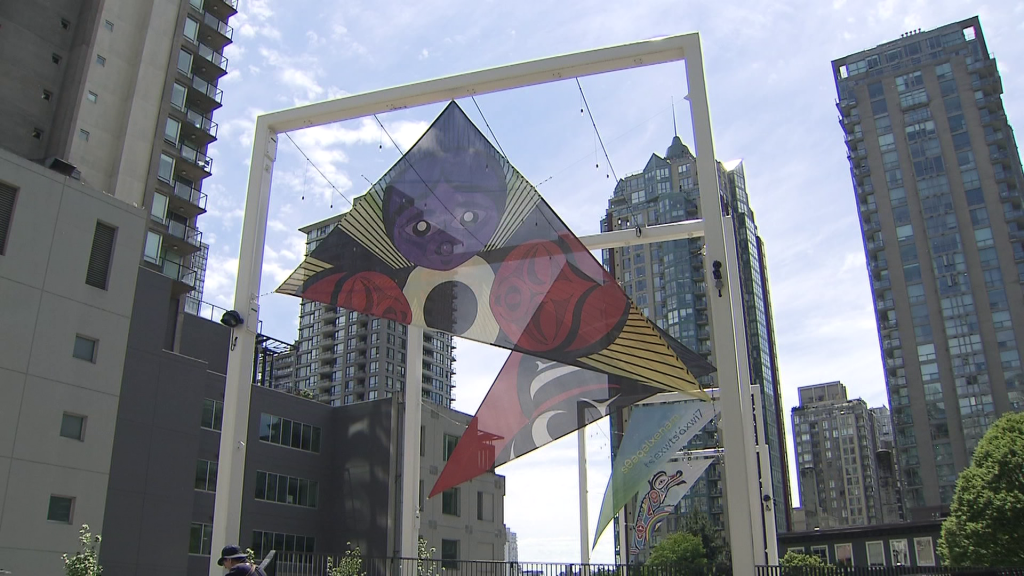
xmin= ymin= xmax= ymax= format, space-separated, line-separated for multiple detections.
xmin=679 ymin=511 xmax=730 ymax=569
xmin=326 ymin=544 xmax=365 ymax=576
xmin=62 ymin=525 xmax=102 ymax=576
xmin=938 ymin=412 xmax=1024 ymax=567
xmin=646 ymin=532 xmax=707 ymax=573
xmin=780 ymin=551 xmax=826 ymax=567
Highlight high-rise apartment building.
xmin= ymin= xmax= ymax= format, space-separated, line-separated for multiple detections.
xmin=833 ymin=16 xmax=1024 ymax=519
xmin=602 ymin=136 xmax=791 ymax=558
xmin=269 ymin=216 xmax=457 ymax=408
xmin=792 ymin=382 xmax=903 ymax=530
xmin=1 ymin=0 xmax=237 ymax=310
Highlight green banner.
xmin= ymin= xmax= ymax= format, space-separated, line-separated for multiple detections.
xmin=593 ymin=400 xmax=716 ymax=547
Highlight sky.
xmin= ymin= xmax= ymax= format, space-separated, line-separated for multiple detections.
xmin=195 ymin=0 xmax=1024 ymax=564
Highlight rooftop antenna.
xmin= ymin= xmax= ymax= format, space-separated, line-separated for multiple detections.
xmin=672 ymin=96 xmax=678 ymax=136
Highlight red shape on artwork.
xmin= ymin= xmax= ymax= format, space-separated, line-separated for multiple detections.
xmin=336 ymin=271 xmax=413 ymax=324
xmin=491 ymin=240 xmax=628 ymax=356
xmin=303 ymin=272 xmax=347 ymax=306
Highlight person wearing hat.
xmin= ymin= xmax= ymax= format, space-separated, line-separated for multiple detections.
xmin=217 ymin=545 xmax=266 ymax=576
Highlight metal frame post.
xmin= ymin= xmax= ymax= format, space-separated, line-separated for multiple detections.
xmin=214 ymin=33 xmax=771 ymax=575
xmin=687 ymin=42 xmax=764 ymax=573
xmin=401 ymin=327 xmax=424 ymax=559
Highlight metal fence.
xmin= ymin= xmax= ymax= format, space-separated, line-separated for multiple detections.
xmin=264 ymin=554 xmax=1024 ymax=576
xmin=756 ymin=567 xmax=1024 ymax=576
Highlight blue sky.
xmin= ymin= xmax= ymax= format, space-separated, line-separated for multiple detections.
xmin=197 ymin=0 xmax=1024 ymax=563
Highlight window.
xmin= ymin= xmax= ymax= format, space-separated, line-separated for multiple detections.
xmin=891 ymin=539 xmax=910 ymax=565
xmin=441 ymin=539 xmax=459 ymax=569
xmin=144 ymin=231 xmax=162 ymax=263
xmin=184 ymin=17 xmax=199 ymax=43
xmin=477 ymin=491 xmax=494 ymax=521
xmin=42 ymin=89 xmax=53 ymax=101
xmin=170 ymin=84 xmax=188 ymax=113
xmin=201 ymin=398 xmax=223 ymax=431
xmin=158 ymin=153 xmax=175 ymax=183
xmin=177 ymin=49 xmax=193 ymax=75
xmin=254 ymin=471 xmax=319 ymax=507
xmin=258 ymin=413 xmax=322 ymax=453
xmin=52 ymin=53 xmax=61 ymax=65
xmin=78 ymin=129 xmax=90 ymax=142
xmin=86 ymin=91 xmax=98 ymax=103
xmin=251 ymin=531 xmax=314 ymax=560
xmin=914 ymin=537 xmax=935 ymax=566
xmin=47 ymin=495 xmax=74 ymax=523
xmin=189 ymin=523 xmax=213 ymax=555
xmin=72 ymin=335 xmax=97 ymax=362
xmin=0 ymin=182 xmax=15 ymax=256
xmin=164 ymin=117 xmax=181 ymax=145
xmin=442 ymin=487 xmax=460 ymax=516
xmin=104 ymin=19 xmax=114 ymax=32
xmin=835 ymin=543 xmax=853 ymax=566
xmin=195 ymin=459 xmax=218 ymax=491
xmin=60 ymin=413 xmax=85 ymax=440
xmin=443 ymin=433 xmax=459 ymax=461
xmin=85 ymin=221 xmax=116 ymax=289
xmin=810 ymin=546 xmax=828 ymax=563
xmin=150 ymin=192 xmax=168 ymax=224
xmin=61 ymin=18 xmax=71 ymax=30
xmin=95 ymin=54 xmax=106 ymax=67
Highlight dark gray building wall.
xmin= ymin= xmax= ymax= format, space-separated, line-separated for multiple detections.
xmin=779 ymin=520 xmax=943 ymax=567
xmin=103 ymin=268 xmax=397 ymax=576
xmin=101 ymin=268 xmax=220 ymax=576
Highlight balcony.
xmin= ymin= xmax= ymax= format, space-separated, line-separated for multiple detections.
xmin=179 ymin=108 xmax=218 ymax=146
xmin=976 ymin=94 xmax=1003 ymax=110
xmin=872 ymin=277 xmax=891 ymax=290
xmin=845 ymin=131 xmax=864 ymax=143
xmin=967 ymin=57 xmax=996 ymax=73
xmin=991 ymin=149 xmax=1010 ymax=162
xmin=982 ymin=111 xmax=1007 ymax=126
xmin=840 ymin=115 xmax=860 ymax=129
xmin=196 ymin=10 xmax=233 ymax=49
xmin=971 ymin=76 xmax=1002 ymax=94
xmin=863 ymin=220 xmax=881 ymax=234
xmin=985 ymin=130 xmax=1006 ymax=144
xmin=859 ymin=202 xmax=877 ymax=213
xmin=186 ymin=40 xmax=229 ymax=82
xmin=1004 ymin=209 xmax=1024 ymax=222
xmin=187 ymin=74 xmax=223 ymax=112
xmin=867 ymin=238 xmax=885 ymax=252
xmin=144 ymin=255 xmax=198 ymax=295
xmin=200 ymin=0 xmax=239 ymax=19
xmin=876 ymin=298 xmax=895 ymax=310
xmin=883 ymin=337 xmax=901 ymax=351
xmin=1014 ymin=250 xmax=1024 ymax=263
xmin=165 ymin=179 xmax=207 ymax=218
xmin=837 ymin=98 xmax=857 ymax=111
xmin=161 ymin=219 xmax=203 ymax=254
xmin=176 ymin=142 xmax=213 ymax=180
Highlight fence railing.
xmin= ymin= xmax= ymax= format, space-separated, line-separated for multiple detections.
xmin=756 ymin=567 xmax=1024 ymax=576
xmin=262 ymin=554 xmax=1024 ymax=576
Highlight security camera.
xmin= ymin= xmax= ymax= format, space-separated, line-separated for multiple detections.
xmin=221 ymin=310 xmax=244 ymax=328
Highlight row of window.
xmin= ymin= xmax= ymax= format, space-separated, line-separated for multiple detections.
xmin=257 ymin=413 xmax=323 ymax=453
xmin=254 ymin=471 xmax=319 ymax=508
xmin=788 ymin=536 xmax=936 ymax=567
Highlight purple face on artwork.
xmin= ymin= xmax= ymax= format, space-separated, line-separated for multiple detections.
xmin=383 ymin=149 xmax=507 ymax=271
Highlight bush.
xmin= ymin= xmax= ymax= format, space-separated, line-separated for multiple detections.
xmin=62 ymin=525 xmax=102 ymax=576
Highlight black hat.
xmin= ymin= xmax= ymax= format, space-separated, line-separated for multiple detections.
xmin=217 ymin=545 xmax=247 ymax=566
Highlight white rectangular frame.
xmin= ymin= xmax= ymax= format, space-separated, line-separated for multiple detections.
xmin=212 ymin=32 xmax=770 ymax=575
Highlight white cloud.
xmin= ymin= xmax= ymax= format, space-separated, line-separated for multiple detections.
xmin=419 ymin=48 xmax=430 ymax=60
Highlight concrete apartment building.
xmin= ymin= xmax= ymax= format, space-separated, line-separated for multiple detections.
xmin=2 ymin=0 xmax=238 ymax=311
xmin=791 ymin=382 xmax=903 ymax=530
xmin=602 ymin=137 xmax=791 ymax=560
xmin=0 ymin=149 xmax=148 ymax=576
xmin=833 ymin=16 xmax=1024 ymax=519
xmin=267 ymin=215 xmax=457 ymax=409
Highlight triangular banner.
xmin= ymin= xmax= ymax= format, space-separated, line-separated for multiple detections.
xmin=594 ymin=400 xmax=719 ymax=547
xmin=630 ymin=455 xmax=717 ymax=555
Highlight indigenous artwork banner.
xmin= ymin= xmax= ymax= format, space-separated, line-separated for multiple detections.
xmin=630 ymin=455 xmax=716 ymax=556
xmin=594 ymin=401 xmax=719 ymax=547
xmin=430 ymin=347 xmax=715 ymax=497
xmin=276 ymin=102 xmax=708 ymax=398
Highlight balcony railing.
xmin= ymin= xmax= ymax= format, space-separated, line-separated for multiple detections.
xmin=185 ymin=108 xmax=218 ymax=138
xmin=868 ymin=238 xmax=885 ymax=251
xmin=144 ymin=255 xmax=198 ymax=287
xmin=191 ymin=74 xmax=223 ymax=104
xmin=167 ymin=220 xmax=203 ymax=247
xmin=173 ymin=180 xmax=208 ymax=210
xmin=179 ymin=143 xmax=213 ymax=174
xmin=202 ymin=11 xmax=233 ymax=40
xmin=196 ymin=42 xmax=228 ymax=71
